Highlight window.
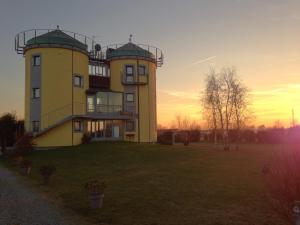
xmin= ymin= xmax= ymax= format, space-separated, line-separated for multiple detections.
xmin=32 ymin=55 xmax=40 ymax=66
xmin=32 ymin=121 xmax=40 ymax=132
xmin=74 ymin=121 xmax=82 ymax=132
xmin=32 ymin=88 xmax=40 ymax=99
xmin=138 ymin=65 xmax=146 ymax=75
xmin=89 ymin=64 xmax=108 ymax=76
xmin=126 ymin=93 xmax=134 ymax=102
xmin=87 ymin=96 xmax=95 ymax=112
xmin=126 ymin=65 xmax=134 ymax=82
xmin=74 ymin=75 xmax=83 ymax=87
xmin=126 ymin=120 xmax=135 ymax=131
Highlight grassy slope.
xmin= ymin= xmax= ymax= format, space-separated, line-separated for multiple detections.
xmin=2 ymin=142 xmax=287 ymax=225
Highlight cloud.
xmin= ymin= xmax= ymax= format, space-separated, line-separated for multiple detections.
xmin=187 ymin=56 xmax=216 ymax=68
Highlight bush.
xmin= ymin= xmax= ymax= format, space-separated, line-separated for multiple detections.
xmin=157 ymin=131 xmax=173 ymax=145
xmin=263 ymin=147 xmax=300 ymax=223
xmin=82 ymin=133 xmax=92 ymax=144
xmin=15 ymin=133 xmax=35 ymax=156
xmin=20 ymin=159 xmax=32 ymax=169
xmin=85 ymin=180 xmax=106 ymax=195
xmin=39 ymin=164 xmax=56 ymax=184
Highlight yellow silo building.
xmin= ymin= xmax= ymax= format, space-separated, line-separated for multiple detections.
xmin=15 ymin=27 xmax=163 ymax=147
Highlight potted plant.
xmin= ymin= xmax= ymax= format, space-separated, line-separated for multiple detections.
xmin=20 ymin=159 xmax=32 ymax=176
xmin=13 ymin=155 xmax=24 ymax=165
xmin=85 ymin=180 xmax=106 ymax=209
xmin=39 ymin=164 xmax=56 ymax=184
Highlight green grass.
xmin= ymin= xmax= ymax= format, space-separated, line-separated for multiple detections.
xmin=1 ymin=142 xmax=288 ymax=225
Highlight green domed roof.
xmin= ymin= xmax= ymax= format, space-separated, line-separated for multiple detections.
xmin=106 ymin=42 xmax=154 ymax=60
xmin=26 ymin=29 xmax=87 ymax=52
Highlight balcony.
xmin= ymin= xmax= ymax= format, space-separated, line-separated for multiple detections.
xmin=86 ymin=104 xmax=135 ymax=120
xmin=89 ymin=75 xmax=110 ymax=89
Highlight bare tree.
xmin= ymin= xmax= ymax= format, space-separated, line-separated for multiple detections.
xmin=201 ymin=66 xmax=251 ymax=150
xmin=171 ymin=114 xmax=201 ymax=130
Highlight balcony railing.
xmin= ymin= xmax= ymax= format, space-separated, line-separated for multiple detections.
xmin=87 ymin=104 xmax=122 ymax=113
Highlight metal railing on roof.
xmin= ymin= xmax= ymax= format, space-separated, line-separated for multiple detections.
xmin=14 ymin=28 xmax=97 ymax=55
xmin=99 ymin=43 xmax=164 ymax=67
xmin=15 ymin=28 xmax=164 ymax=67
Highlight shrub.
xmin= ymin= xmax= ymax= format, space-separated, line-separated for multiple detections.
xmin=82 ymin=133 xmax=92 ymax=144
xmin=15 ymin=133 xmax=35 ymax=156
xmin=39 ymin=164 xmax=56 ymax=184
xmin=157 ymin=131 xmax=173 ymax=145
xmin=20 ymin=159 xmax=32 ymax=169
xmin=85 ymin=180 xmax=106 ymax=195
xmin=263 ymin=147 xmax=300 ymax=223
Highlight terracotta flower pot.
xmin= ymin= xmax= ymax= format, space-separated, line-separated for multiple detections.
xmin=89 ymin=193 xmax=104 ymax=209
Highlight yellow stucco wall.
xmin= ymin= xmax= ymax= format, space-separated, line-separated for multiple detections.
xmin=109 ymin=58 xmax=157 ymax=142
xmin=24 ymin=47 xmax=88 ymax=147
xmin=34 ymin=120 xmax=82 ymax=147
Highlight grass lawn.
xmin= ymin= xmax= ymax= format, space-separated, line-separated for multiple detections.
xmin=1 ymin=142 xmax=288 ymax=225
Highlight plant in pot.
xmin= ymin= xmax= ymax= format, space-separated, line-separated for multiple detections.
xmin=20 ymin=159 xmax=32 ymax=176
xmin=85 ymin=180 xmax=106 ymax=209
xmin=13 ymin=155 xmax=24 ymax=165
xmin=39 ymin=164 xmax=56 ymax=185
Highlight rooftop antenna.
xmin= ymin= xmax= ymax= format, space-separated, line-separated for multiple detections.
xmin=129 ymin=34 xmax=133 ymax=43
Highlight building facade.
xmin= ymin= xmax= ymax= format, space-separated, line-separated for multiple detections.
xmin=15 ymin=27 xmax=163 ymax=147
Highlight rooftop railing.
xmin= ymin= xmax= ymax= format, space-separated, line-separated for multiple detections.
xmin=15 ymin=28 xmax=164 ymax=66
xmin=15 ymin=28 xmax=96 ymax=55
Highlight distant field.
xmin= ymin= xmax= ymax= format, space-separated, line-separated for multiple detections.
xmin=2 ymin=142 xmax=288 ymax=225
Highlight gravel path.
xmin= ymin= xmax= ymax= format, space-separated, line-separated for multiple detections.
xmin=0 ymin=165 xmax=83 ymax=225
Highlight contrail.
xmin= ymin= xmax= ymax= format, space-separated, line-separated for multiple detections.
xmin=188 ymin=56 xmax=216 ymax=67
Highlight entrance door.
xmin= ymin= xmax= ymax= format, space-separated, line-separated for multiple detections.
xmin=113 ymin=125 xmax=119 ymax=138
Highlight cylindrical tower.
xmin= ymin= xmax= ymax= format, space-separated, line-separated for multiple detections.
xmin=106 ymin=41 xmax=163 ymax=142
xmin=17 ymin=27 xmax=89 ymax=146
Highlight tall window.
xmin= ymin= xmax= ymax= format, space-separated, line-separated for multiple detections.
xmin=138 ymin=65 xmax=146 ymax=75
xmin=74 ymin=75 xmax=83 ymax=87
xmin=89 ymin=64 xmax=108 ymax=76
xmin=32 ymin=55 xmax=40 ymax=66
xmin=126 ymin=65 xmax=134 ymax=82
xmin=32 ymin=88 xmax=40 ymax=99
xmin=126 ymin=93 xmax=134 ymax=102
xmin=32 ymin=121 xmax=40 ymax=132
xmin=87 ymin=96 xmax=95 ymax=112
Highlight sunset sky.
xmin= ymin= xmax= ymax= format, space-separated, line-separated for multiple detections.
xmin=0 ymin=0 xmax=299 ymax=127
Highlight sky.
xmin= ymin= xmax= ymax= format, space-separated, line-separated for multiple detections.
xmin=0 ymin=0 xmax=299 ymax=127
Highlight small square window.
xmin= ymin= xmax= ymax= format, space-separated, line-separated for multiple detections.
xmin=138 ymin=65 xmax=146 ymax=75
xmin=126 ymin=65 xmax=133 ymax=75
xmin=126 ymin=121 xmax=135 ymax=131
xmin=126 ymin=93 xmax=134 ymax=102
xmin=74 ymin=75 xmax=83 ymax=87
xmin=126 ymin=74 xmax=134 ymax=82
xmin=32 ymin=88 xmax=40 ymax=99
xmin=32 ymin=121 xmax=40 ymax=132
xmin=74 ymin=121 xmax=82 ymax=132
xmin=33 ymin=55 xmax=40 ymax=66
